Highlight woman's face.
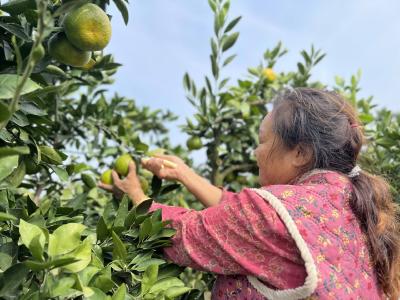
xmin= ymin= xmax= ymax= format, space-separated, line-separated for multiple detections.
xmin=254 ymin=112 xmax=305 ymax=186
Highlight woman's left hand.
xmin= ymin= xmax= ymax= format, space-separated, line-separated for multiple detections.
xmin=97 ymin=161 xmax=148 ymax=205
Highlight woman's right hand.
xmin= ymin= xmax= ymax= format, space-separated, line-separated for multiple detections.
xmin=143 ymin=154 xmax=223 ymax=207
xmin=141 ymin=154 xmax=193 ymax=183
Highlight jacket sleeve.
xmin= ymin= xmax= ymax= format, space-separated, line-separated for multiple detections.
xmin=149 ymin=188 xmax=306 ymax=288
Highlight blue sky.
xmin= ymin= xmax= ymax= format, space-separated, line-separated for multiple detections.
xmin=105 ymin=1 xmax=400 ymax=160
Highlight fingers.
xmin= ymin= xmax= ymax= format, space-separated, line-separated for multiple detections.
xmin=97 ymin=182 xmax=113 ymax=192
xmin=153 ymin=154 xmax=180 ymax=163
xmin=127 ymin=161 xmax=138 ymax=178
xmin=147 ymin=155 xmax=178 ymax=169
xmin=111 ymin=170 xmax=122 ymax=186
xmin=142 ymin=157 xmax=173 ymax=178
xmin=142 ymin=157 xmax=163 ymax=172
xmin=128 ymin=160 xmax=136 ymax=172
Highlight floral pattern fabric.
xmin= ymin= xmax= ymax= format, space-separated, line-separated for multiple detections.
xmin=150 ymin=170 xmax=383 ymax=299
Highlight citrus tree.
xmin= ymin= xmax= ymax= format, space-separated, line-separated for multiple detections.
xmin=0 ymin=0 xmax=398 ymax=299
xmin=0 ymin=0 xmax=195 ymax=298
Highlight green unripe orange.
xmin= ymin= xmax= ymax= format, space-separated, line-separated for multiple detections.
xmin=82 ymin=173 xmax=96 ymax=188
xmin=186 ymin=136 xmax=202 ymax=150
xmin=24 ymin=158 xmax=40 ymax=174
xmin=63 ymin=3 xmax=112 ymax=51
xmin=114 ymin=154 xmax=133 ymax=176
xmin=48 ymin=32 xmax=91 ymax=67
xmin=100 ymin=169 xmax=113 ymax=184
xmin=32 ymin=43 xmax=45 ymax=63
xmin=146 ymin=148 xmax=166 ymax=157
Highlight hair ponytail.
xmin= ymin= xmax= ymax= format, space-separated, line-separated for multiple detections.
xmin=350 ymin=171 xmax=400 ymax=299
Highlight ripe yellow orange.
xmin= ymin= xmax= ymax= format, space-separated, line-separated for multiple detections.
xmin=48 ymin=32 xmax=91 ymax=67
xmin=262 ymin=68 xmax=276 ymax=82
xmin=63 ymin=3 xmax=112 ymax=51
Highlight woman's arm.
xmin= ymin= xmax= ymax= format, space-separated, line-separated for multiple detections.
xmin=141 ymin=155 xmax=222 ymax=207
xmin=179 ymin=167 xmax=222 ymax=207
xmin=149 ymin=188 xmax=306 ymax=289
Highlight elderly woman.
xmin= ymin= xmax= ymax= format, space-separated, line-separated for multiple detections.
xmin=99 ymin=88 xmax=400 ymax=300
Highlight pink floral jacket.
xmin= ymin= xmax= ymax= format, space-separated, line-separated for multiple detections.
xmin=150 ymin=170 xmax=384 ymax=299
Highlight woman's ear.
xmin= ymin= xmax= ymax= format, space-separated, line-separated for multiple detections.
xmin=292 ymin=144 xmax=313 ymax=168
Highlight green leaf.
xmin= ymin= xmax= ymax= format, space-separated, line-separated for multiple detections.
xmin=222 ymin=32 xmax=239 ymax=52
xmin=19 ymin=219 xmax=46 ymax=260
xmin=29 ymin=234 xmax=45 ymax=262
xmin=149 ymin=277 xmax=185 ymax=294
xmin=113 ymin=195 xmax=129 ymax=233
xmin=0 ymin=155 xmax=18 ymax=181
xmin=51 ymin=257 xmax=80 ymax=269
xmin=376 ymin=137 xmax=395 ymax=148
xmin=141 ymin=264 xmax=158 ymax=295
xmin=158 ymin=264 xmax=184 ymax=280
xmin=5 ymin=160 xmax=26 ymax=187
xmin=139 ymin=217 xmax=152 ymax=241
xmin=223 ymin=54 xmax=236 ymax=67
xmin=85 ymin=287 xmax=109 ymax=300
xmin=0 ymin=22 xmax=30 ymax=41
xmin=135 ymin=198 xmax=153 ymax=215
xmin=224 ymin=16 xmax=241 ymax=33
xmin=124 ymin=207 xmax=136 ymax=228
xmin=359 ymin=113 xmax=374 ymax=124
xmin=183 ymin=72 xmax=191 ymax=91
xmin=78 ymin=266 xmax=100 ymax=286
xmin=297 ymin=62 xmax=305 ymax=75
xmin=0 ymin=102 xmax=11 ymax=122
xmin=24 ymin=257 xmax=79 ymax=271
xmin=10 ymin=111 xmax=29 ymax=126
xmin=207 ymin=0 xmax=216 ymax=12
xmin=0 ymin=212 xmax=16 ymax=222
xmin=210 ymin=55 xmax=218 ymax=78
xmin=39 ymin=146 xmax=64 ymax=165
xmin=20 ymin=102 xmax=47 ymax=116
xmin=240 ymin=102 xmax=250 ymax=119
xmin=92 ymin=273 xmax=115 ymax=293
xmin=0 ymin=0 xmax=36 ymax=15
xmin=96 ymin=216 xmax=109 ymax=242
xmin=113 ymin=0 xmax=129 ymax=25
xmin=0 ymin=263 xmax=29 ymax=297
xmin=63 ymin=237 xmax=93 ymax=272
xmin=211 ymin=38 xmax=218 ymax=57
xmin=165 ymin=286 xmax=192 ymax=298
xmin=48 ymin=223 xmax=86 ymax=257
xmin=112 ymin=283 xmax=126 ymax=300
xmin=49 ymin=277 xmax=76 ymax=298
xmin=49 ymin=165 xmax=69 ymax=181
xmin=0 ymin=253 xmax=12 ymax=272
xmin=112 ymin=231 xmax=127 ymax=261
xmin=0 ymin=146 xmax=29 ymax=158
xmin=0 ymin=74 xmax=41 ymax=99
xmin=135 ymin=258 xmax=165 ymax=272
xmin=150 ymin=176 xmax=162 ymax=197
